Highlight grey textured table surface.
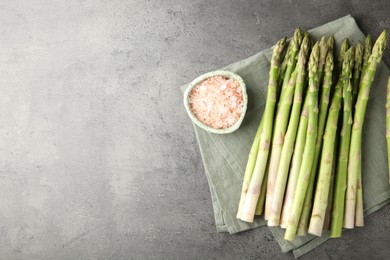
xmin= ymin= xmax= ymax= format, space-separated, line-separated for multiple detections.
xmin=1 ymin=0 xmax=390 ymax=259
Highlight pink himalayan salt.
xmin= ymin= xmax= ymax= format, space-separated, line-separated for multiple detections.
xmin=189 ymin=76 xmax=244 ymax=129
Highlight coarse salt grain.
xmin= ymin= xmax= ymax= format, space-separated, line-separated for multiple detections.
xmin=189 ymin=76 xmax=244 ymax=129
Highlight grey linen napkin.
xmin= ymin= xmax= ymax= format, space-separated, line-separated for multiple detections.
xmin=180 ymin=15 xmax=390 ymax=258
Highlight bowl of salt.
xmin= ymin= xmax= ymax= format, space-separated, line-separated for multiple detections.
xmin=183 ymin=70 xmax=248 ymax=134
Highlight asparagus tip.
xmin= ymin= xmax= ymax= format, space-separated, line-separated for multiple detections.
xmin=366 ymin=34 xmax=372 ymax=42
xmin=297 ymin=33 xmax=310 ymax=65
xmin=364 ymin=35 xmax=372 ymax=55
xmin=355 ymin=42 xmax=363 ymax=59
xmin=327 ymin=35 xmax=335 ymax=52
xmin=341 ymin=38 xmax=350 ymax=48
xmin=324 ymin=50 xmax=334 ymax=73
xmin=342 ymin=47 xmax=355 ymax=80
xmin=370 ymin=30 xmax=387 ymax=63
xmin=294 ymin=27 xmax=303 ymax=42
xmin=319 ymin=36 xmax=329 ymax=60
xmin=320 ymin=36 xmax=327 ymax=44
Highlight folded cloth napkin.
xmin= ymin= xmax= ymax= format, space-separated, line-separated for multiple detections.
xmin=180 ymin=15 xmax=390 ymax=258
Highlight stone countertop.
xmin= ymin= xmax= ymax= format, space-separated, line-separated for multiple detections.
xmin=1 ymin=0 xmax=389 ymax=259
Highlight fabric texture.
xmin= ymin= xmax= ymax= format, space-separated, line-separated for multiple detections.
xmin=180 ymin=15 xmax=390 ymax=257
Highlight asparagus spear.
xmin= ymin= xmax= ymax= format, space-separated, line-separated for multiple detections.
xmin=360 ymin=35 xmax=372 ymax=86
xmin=352 ymin=42 xmax=364 ymax=104
xmin=264 ymin=31 xmax=304 ymax=221
xmin=387 ymin=77 xmax=390 ymax=184
xmin=321 ymin=37 xmax=337 ymax=231
xmin=352 ymin=43 xmax=365 ymax=228
xmin=297 ymin=37 xmax=334 ymax=235
xmin=317 ymin=36 xmax=339 ymax=232
xmin=351 ymin=36 xmax=372 ymax=227
xmin=237 ymin=117 xmax=264 ymax=219
xmin=310 ymin=48 xmax=354 ymax=236
xmin=239 ymin=37 xmax=287 ymax=223
xmin=285 ymin=43 xmax=320 ymax=241
xmin=344 ymin=31 xmax=387 ymax=228
xmin=330 ymin=47 xmax=356 ymax=237
xmin=317 ymin=38 xmax=339 ymax=232
xmin=267 ymin=35 xmax=310 ymax=226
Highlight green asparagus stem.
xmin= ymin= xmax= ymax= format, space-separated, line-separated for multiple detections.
xmin=267 ymin=35 xmax=310 ymax=226
xmin=323 ymin=133 xmax=339 ymax=230
xmin=386 ymin=77 xmax=390 ymax=184
xmin=360 ymin=35 xmax=372 ymax=87
xmin=352 ymin=43 xmax=365 ymax=229
xmin=255 ymin=169 xmax=268 ymax=215
xmin=285 ymin=43 xmax=320 ymax=241
xmin=344 ymin=31 xmax=387 ymax=228
xmin=240 ymin=37 xmax=287 ymax=223
xmin=310 ymin=48 xmax=354 ymax=236
xmin=317 ymin=36 xmax=337 ymax=233
xmin=355 ymin=162 xmax=364 ymax=227
xmin=297 ymin=177 xmax=313 ymax=235
xmin=352 ymin=42 xmax=364 ymax=104
xmin=297 ymin=37 xmax=334 ymax=235
xmin=237 ymin=117 xmax=264 ymax=219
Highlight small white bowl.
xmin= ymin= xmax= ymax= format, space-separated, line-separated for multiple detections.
xmin=183 ymin=70 xmax=248 ymax=134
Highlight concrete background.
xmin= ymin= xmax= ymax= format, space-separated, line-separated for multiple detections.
xmin=0 ymin=0 xmax=389 ymax=259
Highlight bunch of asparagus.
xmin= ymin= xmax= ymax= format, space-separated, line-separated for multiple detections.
xmin=237 ymin=28 xmax=387 ymax=241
